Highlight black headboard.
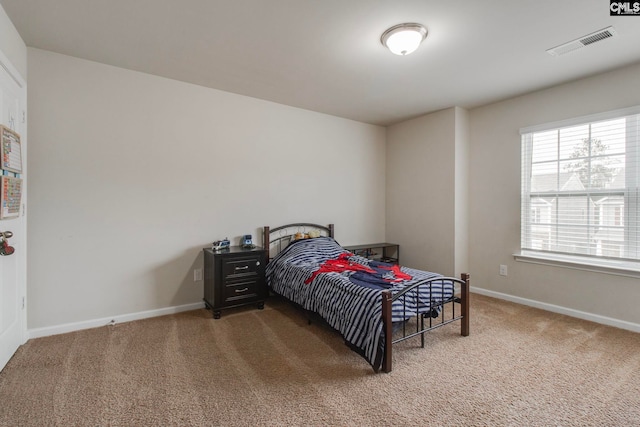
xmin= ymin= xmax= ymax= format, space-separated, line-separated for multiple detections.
xmin=263 ymin=223 xmax=334 ymax=261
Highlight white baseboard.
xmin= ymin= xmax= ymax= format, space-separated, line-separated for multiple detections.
xmin=27 ymin=302 xmax=206 ymax=340
xmin=471 ymin=286 xmax=640 ymax=333
xmin=28 ymin=290 xmax=640 ymax=340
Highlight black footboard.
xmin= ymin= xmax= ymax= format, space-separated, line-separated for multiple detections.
xmin=381 ymin=273 xmax=470 ymax=373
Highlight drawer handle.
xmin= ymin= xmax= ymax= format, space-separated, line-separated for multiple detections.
xmin=235 ymin=266 xmax=249 ymax=271
xmin=235 ymin=287 xmax=249 ymax=293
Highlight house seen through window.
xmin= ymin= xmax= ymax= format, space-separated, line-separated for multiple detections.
xmin=521 ymin=107 xmax=640 ymax=263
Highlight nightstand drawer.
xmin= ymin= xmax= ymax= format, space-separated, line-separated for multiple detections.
xmin=223 ymin=279 xmax=260 ymax=303
xmin=222 ymin=257 xmax=263 ymax=279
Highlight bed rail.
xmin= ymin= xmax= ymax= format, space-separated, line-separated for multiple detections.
xmin=381 ymin=273 xmax=469 ymax=373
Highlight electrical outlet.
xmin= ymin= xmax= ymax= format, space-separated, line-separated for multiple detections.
xmin=193 ymin=268 xmax=203 ymax=281
xmin=499 ymin=264 xmax=508 ymax=276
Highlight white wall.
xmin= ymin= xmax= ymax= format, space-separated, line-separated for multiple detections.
xmin=468 ymin=61 xmax=640 ymax=326
xmin=27 ymin=48 xmax=386 ymax=331
xmin=386 ymin=107 xmax=469 ymax=278
xmin=386 ymin=108 xmax=457 ymax=275
xmin=23 ymin=30 xmax=640 ymax=335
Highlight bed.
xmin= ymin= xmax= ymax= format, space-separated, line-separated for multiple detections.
xmin=263 ymin=223 xmax=469 ymax=373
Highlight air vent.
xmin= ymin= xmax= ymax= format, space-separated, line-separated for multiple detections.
xmin=547 ymin=26 xmax=617 ymax=56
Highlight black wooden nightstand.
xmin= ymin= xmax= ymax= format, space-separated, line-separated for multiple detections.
xmin=203 ymin=246 xmax=267 ymax=319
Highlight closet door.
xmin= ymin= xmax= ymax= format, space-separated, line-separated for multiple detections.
xmin=0 ymin=50 xmax=27 ymax=372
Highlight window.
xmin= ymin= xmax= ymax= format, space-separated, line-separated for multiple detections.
xmin=520 ymin=106 xmax=640 ymax=266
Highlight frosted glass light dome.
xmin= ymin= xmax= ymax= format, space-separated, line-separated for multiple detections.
xmin=381 ymin=23 xmax=428 ymax=56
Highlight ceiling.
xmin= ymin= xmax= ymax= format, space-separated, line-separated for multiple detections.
xmin=2 ymin=0 xmax=639 ymax=126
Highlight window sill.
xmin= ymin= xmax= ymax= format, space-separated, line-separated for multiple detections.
xmin=513 ymin=251 xmax=640 ymax=278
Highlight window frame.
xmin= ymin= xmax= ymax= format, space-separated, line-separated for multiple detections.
xmin=517 ymin=105 xmax=640 ymax=277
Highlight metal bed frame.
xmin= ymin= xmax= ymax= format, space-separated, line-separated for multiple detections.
xmin=263 ymin=223 xmax=469 ymax=373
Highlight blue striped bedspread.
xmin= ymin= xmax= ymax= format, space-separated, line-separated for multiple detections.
xmin=265 ymin=237 xmax=454 ymax=371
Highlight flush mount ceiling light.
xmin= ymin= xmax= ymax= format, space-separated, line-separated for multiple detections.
xmin=381 ymin=23 xmax=428 ymax=56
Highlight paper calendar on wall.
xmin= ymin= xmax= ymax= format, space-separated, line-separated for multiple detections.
xmin=1 ymin=125 xmax=22 ymax=174
xmin=1 ymin=175 xmax=22 ymax=219
xmin=0 ymin=125 xmax=23 ymax=219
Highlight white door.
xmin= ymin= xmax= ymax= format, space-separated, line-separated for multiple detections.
xmin=0 ymin=50 xmax=27 ymax=372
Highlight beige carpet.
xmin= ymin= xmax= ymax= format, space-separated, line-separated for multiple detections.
xmin=1 ymin=293 xmax=640 ymax=426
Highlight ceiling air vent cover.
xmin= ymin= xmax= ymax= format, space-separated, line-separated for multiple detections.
xmin=547 ymin=26 xmax=617 ymax=56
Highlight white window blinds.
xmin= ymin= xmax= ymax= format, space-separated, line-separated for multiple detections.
xmin=521 ymin=107 xmax=640 ymax=262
